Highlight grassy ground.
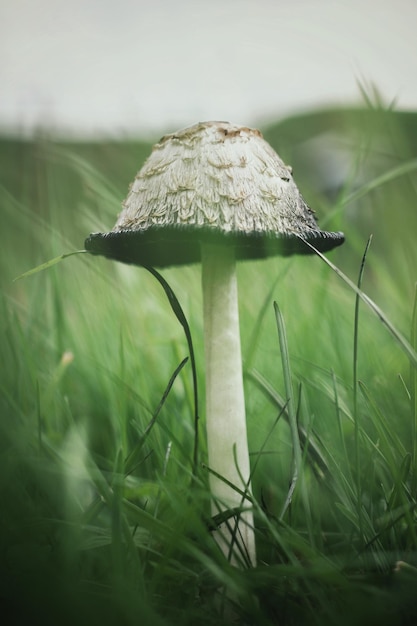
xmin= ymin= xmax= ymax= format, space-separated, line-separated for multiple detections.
xmin=1 ymin=104 xmax=417 ymax=625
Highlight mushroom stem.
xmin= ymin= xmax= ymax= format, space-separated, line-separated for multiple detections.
xmin=201 ymin=242 xmax=256 ymax=567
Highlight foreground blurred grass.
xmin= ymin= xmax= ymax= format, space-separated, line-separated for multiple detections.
xmin=1 ymin=105 xmax=417 ymax=625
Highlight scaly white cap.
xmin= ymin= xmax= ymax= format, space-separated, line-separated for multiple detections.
xmin=86 ymin=121 xmax=344 ymax=266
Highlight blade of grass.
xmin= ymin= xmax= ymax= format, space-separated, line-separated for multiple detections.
xmin=124 ymin=357 xmax=188 ymax=476
xmin=344 ymin=159 xmax=417 ymax=207
xmin=14 ymin=250 xmax=87 ymax=281
xmin=323 ymin=158 xmax=417 ymax=225
xmin=353 ymin=235 xmax=372 ymax=411
xmin=247 ymin=367 xmax=329 ymax=478
xmin=244 ymin=262 xmax=290 ymax=371
xmin=331 ymin=370 xmax=351 ymax=477
xmin=302 ymin=240 xmax=417 ymax=369
xmin=274 ymin=302 xmax=313 ymax=540
xmin=358 ymin=381 xmax=407 ymax=466
xmin=143 ymin=265 xmax=200 ymax=477
xmin=353 ymin=235 xmax=372 ymax=544
xmin=274 ymin=301 xmax=301 ymax=517
xmin=111 ymin=447 xmax=125 ymax=582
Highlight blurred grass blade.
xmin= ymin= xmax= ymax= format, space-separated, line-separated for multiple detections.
xmin=302 ymin=240 xmax=417 ymax=369
xmin=353 ymin=235 xmax=372 ymax=408
xmin=387 ymin=453 xmax=411 ymax=510
xmin=353 ymin=235 xmax=372 ymax=541
xmin=111 ymin=447 xmax=125 ymax=580
xmin=248 ymin=367 xmax=328 ymax=478
xmin=274 ymin=301 xmax=300 ymax=473
xmin=244 ymin=263 xmax=290 ymax=371
xmin=358 ymin=381 xmax=404 ymax=466
xmin=143 ymin=265 xmax=200 ymax=476
xmin=124 ymin=357 xmax=188 ymax=476
xmin=202 ymin=464 xmax=254 ymax=504
xmin=344 ymin=158 xmax=417 ymax=207
xmin=274 ymin=302 xmax=312 ymax=532
xmin=14 ymin=250 xmax=87 ymax=281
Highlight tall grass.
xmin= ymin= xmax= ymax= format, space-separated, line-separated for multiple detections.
xmin=1 ymin=105 xmax=417 ymax=625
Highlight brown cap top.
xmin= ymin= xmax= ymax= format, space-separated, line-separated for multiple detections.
xmin=85 ymin=121 xmax=344 ymax=267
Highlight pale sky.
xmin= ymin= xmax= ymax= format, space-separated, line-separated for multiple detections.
xmin=2 ymin=0 xmax=417 ymax=137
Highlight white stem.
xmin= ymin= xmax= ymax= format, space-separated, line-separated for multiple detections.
xmin=201 ymin=242 xmax=256 ymax=567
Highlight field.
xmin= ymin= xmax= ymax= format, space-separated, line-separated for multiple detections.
xmin=1 ymin=103 xmax=417 ymax=625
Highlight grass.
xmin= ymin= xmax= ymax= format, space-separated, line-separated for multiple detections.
xmin=1 ymin=102 xmax=417 ymax=625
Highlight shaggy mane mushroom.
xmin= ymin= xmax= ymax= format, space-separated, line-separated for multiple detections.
xmin=85 ymin=121 xmax=344 ymax=567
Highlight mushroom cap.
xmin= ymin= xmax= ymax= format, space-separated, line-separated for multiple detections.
xmin=85 ymin=121 xmax=344 ymax=267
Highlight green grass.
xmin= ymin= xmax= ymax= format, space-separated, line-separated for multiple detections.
xmin=1 ymin=103 xmax=417 ymax=625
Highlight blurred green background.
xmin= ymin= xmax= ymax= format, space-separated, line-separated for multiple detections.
xmin=1 ymin=105 xmax=417 ymax=625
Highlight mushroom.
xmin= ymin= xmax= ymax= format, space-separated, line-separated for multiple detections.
xmin=85 ymin=121 xmax=344 ymax=567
